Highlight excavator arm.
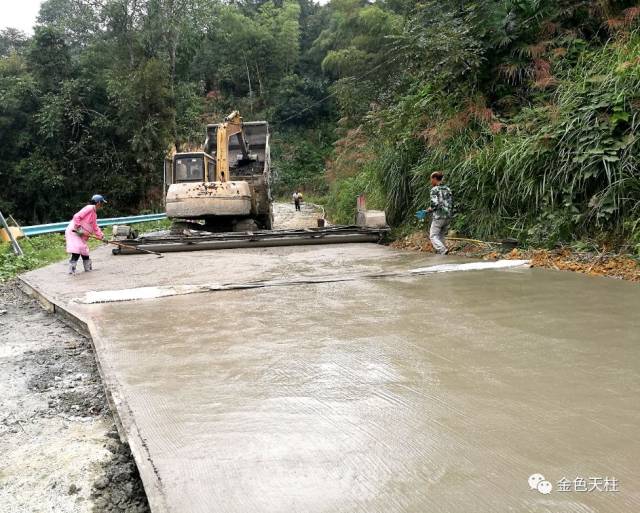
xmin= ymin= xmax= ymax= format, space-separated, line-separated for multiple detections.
xmin=214 ymin=111 xmax=252 ymax=182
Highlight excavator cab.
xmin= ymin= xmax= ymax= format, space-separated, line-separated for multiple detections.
xmin=173 ymin=153 xmax=210 ymax=182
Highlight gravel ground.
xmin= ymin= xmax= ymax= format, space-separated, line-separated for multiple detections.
xmin=0 ymin=282 xmax=149 ymax=513
xmin=272 ymin=201 xmax=323 ymax=229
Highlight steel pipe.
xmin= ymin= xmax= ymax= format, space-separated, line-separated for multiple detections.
xmin=114 ymin=232 xmax=383 ymax=254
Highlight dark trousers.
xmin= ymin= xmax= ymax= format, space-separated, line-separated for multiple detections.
xmin=294 ymin=200 xmax=301 ymax=211
xmin=70 ymin=253 xmax=90 ymax=262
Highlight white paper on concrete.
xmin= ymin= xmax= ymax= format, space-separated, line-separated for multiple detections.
xmin=409 ymin=259 xmax=530 ymax=274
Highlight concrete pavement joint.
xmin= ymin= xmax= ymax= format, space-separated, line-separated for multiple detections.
xmin=75 ymin=259 xmax=531 ymax=304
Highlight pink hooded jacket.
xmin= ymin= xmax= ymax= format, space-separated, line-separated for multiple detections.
xmin=65 ymin=205 xmax=104 ymax=256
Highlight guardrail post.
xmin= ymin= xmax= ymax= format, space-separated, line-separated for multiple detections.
xmin=0 ymin=210 xmax=24 ymax=256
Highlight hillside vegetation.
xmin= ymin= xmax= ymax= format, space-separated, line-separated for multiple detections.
xmin=1 ymin=0 xmax=639 ymax=251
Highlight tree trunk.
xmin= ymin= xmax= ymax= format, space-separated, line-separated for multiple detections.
xmin=255 ymin=62 xmax=264 ymax=98
xmin=244 ymin=54 xmax=253 ymax=114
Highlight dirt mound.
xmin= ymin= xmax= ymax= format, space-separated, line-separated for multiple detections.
xmin=91 ymin=434 xmax=150 ymax=513
xmin=506 ymin=248 xmax=640 ymax=281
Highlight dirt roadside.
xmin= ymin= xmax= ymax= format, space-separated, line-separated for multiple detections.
xmin=392 ymin=231 xmax=640 ymax=282
xmin=0 ymin=282 xmax=150 ymax=513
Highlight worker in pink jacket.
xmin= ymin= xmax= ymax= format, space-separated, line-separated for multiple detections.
xmin=65 ymin=194 xmax=106 ymax=274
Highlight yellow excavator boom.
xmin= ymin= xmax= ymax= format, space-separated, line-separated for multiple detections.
xmin=215 ymin=111 xmax=251 ymax=182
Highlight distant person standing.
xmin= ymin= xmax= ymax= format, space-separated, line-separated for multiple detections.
xmin=293 ymin=190 xmax=303 ymax=211
xmin=65 ymin=195 xmax=106 ymax=274
xmin=427 ymin=172 xmax=453 ymax=254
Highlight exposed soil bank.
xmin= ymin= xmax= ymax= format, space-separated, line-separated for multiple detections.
xmin=0 ymin=282 xmax=149 ymax=513
xmin=392 ymin=231 xmax=640 ymax=281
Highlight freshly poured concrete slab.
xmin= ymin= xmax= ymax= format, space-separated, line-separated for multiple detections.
xmin=19 ymin=243 xmax=468 ymax=312
xmin=20 ymin=244 xmax=640 ymax=513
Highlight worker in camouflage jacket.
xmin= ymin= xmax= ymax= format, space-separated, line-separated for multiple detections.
xmin=427 ymin=171 xmax=453 ymax=254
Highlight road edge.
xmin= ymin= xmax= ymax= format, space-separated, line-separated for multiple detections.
xmin=16 ymin=275 xmax=170 ymax=513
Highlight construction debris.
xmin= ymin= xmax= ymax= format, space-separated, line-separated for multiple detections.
xmin=504 ymin=248 xmax=640 ymax=282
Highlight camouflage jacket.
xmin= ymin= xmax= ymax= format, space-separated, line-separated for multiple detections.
xmin=429 ymin=185 xmax=453 ymax=220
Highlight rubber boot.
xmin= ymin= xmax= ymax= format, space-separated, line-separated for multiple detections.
xmin=68 ymin=260 xmax=77 ymax=275
xmin=82 ymin=258 xmax=92 ymax=272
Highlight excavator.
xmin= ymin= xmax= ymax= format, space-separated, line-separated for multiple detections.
xmin=165 ymin=111 xmax=273 ymax=231
xmin=110 ymin=110 xmax=388 ymax=255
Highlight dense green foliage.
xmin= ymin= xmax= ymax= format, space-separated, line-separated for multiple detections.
xmin=271 ymin=125 xmax=333 ymax=196
xmin=0 ymin=0 xmax=329 ymax=223
xmin=320 ymin=0 xmax=640 ymax=250
xmin=1 ymin=0 xmax=639 ymax=250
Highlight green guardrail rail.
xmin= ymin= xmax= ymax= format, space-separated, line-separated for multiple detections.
xmin=21 ymin=213 xmax=167 ymax=237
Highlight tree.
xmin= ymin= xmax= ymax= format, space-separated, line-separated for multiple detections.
xmin=37 ymin=0 xmax=104 ymax=47
xmin=0 ymin=29 xmax=29 ymax=57
xmin=28 ymin=27 xmax=73 ymax=93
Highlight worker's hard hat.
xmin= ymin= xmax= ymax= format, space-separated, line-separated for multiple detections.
xmin=91 ymin=194 xmax=107 ymax=204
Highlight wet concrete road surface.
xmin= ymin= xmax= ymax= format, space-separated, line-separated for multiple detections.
xmin=19 ymin=243 xmax=640 ymax=513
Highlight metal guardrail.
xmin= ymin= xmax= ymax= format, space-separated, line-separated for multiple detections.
xmin=21 ymin=213 xmax=167 ymax=237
